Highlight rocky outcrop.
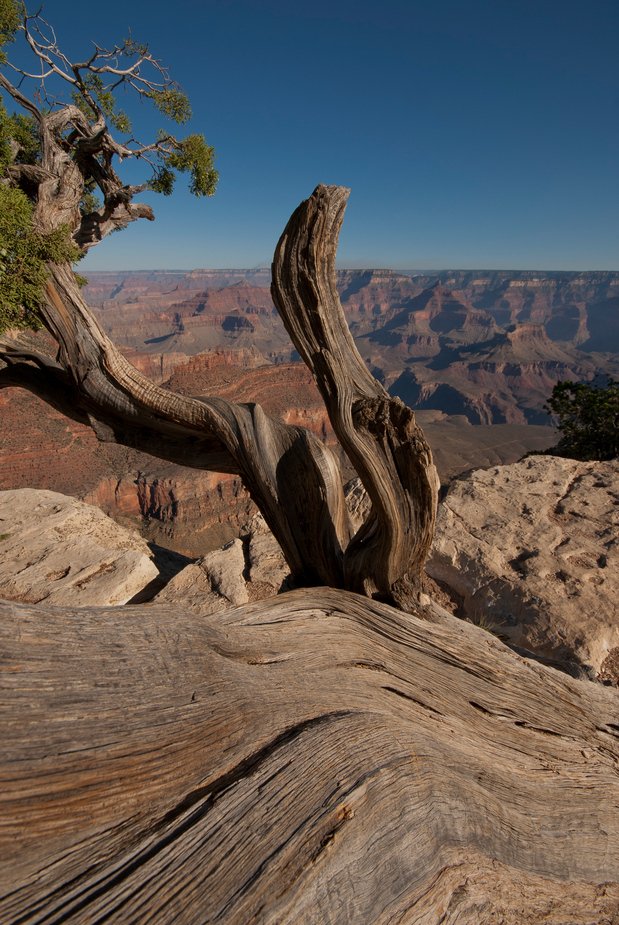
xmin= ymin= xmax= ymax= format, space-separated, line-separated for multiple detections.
xmin=152 ymin=513 xmax=291 ymax=614
xmin=83 ymin=269 xmax=272 ymax=306
xmin=148 ymin=452 xmax=619 ymax=688
xmin=80 ymin=268 xmax=619 ymax=428
xmin=353 ymin=283 xmax=502 ymax=375
xmin=115 ymin=347 xmax=191 ymax=384
xmin=427 ymin=455 xmax=619 ymax=680
xmin=166 ymin=360 xmax=337 ymax=449
xmin=133 ymin=469 xmax=257 ymax=557
xmin=90 ymin=279 xmax=295 ymax=363
xmin=153 ymin=538 xmax=250 ymax=615
xmin=337 ymin=268 xmax=421 ymax=328
xmin=0 ymin=489 xmax=159 ymax=606
xmin=580 ymin=296 xmax=619 ymax=353
xmin=411 ymin=269 xmax=619 ymax=343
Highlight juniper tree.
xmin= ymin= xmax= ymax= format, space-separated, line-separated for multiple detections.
xmin=0 ymin=1 xmax=217 ymax=334
xmin=545 ymin=376 xmax=619 ymax=462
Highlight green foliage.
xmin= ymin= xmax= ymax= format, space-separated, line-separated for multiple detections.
xmin=147 ymin=88 xmax=192 ymax=125
xmin=473 ymin=613 xmax=508 ymax=641
xmin=0 ymin=186 xmax=83 ymax=334
xmin=0 ymin=0 xmax=218 ymax=334
xmin=71 ymin=73 xmax=132 ymax=134
xmin=545 ymin=376 xmax=619 ymax=461
xmin=0 ymin=103 xmax=39 ymax=173
xmin=151 ymin=133 xmax=218 ymax=197
xmin=0 ymin=0 xmax=22 ymax=60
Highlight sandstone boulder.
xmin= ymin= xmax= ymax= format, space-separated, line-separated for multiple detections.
xmin=426 ymin=455 xmax=619 ymax=678
xmin=0 ymin=488 xmax=158 ymax=606
xmin=151 ymin=485 xmax=380 ymax=617
xmin=244 ymin=512 xmax=291 ymax=592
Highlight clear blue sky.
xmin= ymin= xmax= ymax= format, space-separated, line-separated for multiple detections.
xmin=6 ymin=0 xmax=619 ymax=270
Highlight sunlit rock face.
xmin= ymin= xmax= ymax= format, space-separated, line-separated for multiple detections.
xmin=0 ymin=489 xmax=158 ymax=606
xmin=427 ymin=455 xmax=619 ymax=680
xmin=388 ymin=322 xmax=593 ymax=425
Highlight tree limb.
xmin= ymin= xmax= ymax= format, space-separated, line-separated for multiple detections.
xmin=272 ymin=184 xmax=439 ymax=605
xmin=2 ymin=185 xmax=437 ymax=602
xmin=24 ymin=261 xmax=352 ymax=587
xmin=2 ymin=589 xmax=618 ymax=922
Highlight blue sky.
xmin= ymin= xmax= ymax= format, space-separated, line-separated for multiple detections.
xmin=5 ymin=0 xmax=619 ymax=270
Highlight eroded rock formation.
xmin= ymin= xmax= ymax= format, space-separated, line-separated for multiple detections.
xmin=0 ymin=488 xmax=158 ymax=605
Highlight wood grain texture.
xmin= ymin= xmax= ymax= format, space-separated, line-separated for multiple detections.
xmin=2 ymin=589 xmax=618 ymax=923
xmin=271 ymin=186 xmax=439 ymax=604
xmin=1 ymin=260 xmax=351 ymax=589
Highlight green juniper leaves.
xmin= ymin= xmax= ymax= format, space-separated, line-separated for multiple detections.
xmin=0 ymin=0 xmax=218 ymax=333
xmin=545 ymin=376 xmax=619 ymax=462
xmin=152 ymin=133 xmax=218 ymax=197
xmin=71 ymin=73 xmax=132 ymax=134
xmin=147 ymin=87 xmax=192 ymax=125
xmin=0 ymin=0 xmax=23 ymax=60
xmin=0 ymin=186 xmax=83 ymax=334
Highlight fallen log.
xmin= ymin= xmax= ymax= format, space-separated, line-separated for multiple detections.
xmin=2 ymin=589 xmax=619 ymax=923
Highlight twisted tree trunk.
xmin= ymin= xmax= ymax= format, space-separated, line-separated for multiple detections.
xmin=272 ymin=187 xmax=438 ymax=604
xmin=0 ymin=185 xmax=439 ymax=604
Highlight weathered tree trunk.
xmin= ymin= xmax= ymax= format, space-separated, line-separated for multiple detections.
xmin=272 ymin=186 xmax=438 ymax=603
xmin=0 ymin=185 xmax=439 ymax=604
xmin=2 ymin=590 xmax=618 ymax=924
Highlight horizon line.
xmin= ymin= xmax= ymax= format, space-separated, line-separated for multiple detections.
xmin=81 ymin=267 xmax=619 ymax=275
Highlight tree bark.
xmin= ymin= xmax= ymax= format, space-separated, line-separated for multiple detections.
xmin=272 ymin=185 xmax=439 ymax=603
xmin=0 ymin=185 xmax=439 ymax=603
xmin=2 ymin=590 xmax=618 ymax=924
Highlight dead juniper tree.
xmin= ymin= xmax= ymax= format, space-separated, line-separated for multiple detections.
xmin=0 ymin=4 xmax=438 ymax=608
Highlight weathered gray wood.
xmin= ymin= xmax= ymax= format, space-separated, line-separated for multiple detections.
xmin=272 ymin=185 xmax=439 ymax=604
xmin=2 ymin=590 xmax=618 ymax=923
xmin=1 ymin=258 xmax=352 ymax=588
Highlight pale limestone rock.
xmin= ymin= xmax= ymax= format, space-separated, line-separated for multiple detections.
xmin=151 ymin=563 xmax=230 ymax=616
xmin=245 ymin=514 xmax=289 ymax=591
xmin=0 ymin=488 xmax=158 ymax=606
xmin=201 ymin=539 xmax=249 ymax=605
xmin=152 ymin=518 xmax=290 ymax=614
xmin=426 ymin=455 xmax=619 ymax=674
xmin=153 ymin=539 xmax=249 ymax=615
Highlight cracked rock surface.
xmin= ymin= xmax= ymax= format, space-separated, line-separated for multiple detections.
xmin=0 ymin=488 xmax=159 ymax=606
xmin=426 ymin=455 xmax=619 ymax=677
